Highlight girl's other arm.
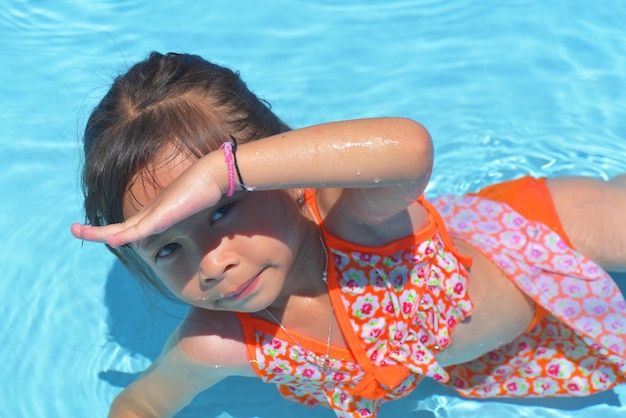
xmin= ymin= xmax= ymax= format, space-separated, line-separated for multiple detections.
xmin=108 ymin=320 xmax=252 ymax=418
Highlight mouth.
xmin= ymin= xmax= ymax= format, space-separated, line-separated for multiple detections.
xmin=223 ymin=272 xmax=263 ymax=301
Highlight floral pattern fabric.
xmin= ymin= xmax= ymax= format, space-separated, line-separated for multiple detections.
xmin=238 ymin=190 xmax=626 ymax=417
xmin=432 ymin=193 xmax=626 ymax=397
xmin=239 ymin=193 xmax=474 ymax=417
xmin=328 ymin=217 xmax=474 ymax=387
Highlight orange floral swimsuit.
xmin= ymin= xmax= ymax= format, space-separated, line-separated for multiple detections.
xmin=237 ymin=181 xmax=626 ymax=417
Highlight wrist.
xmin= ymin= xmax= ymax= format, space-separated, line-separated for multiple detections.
xmin=219 ymin=138 xmax=254 ymax=196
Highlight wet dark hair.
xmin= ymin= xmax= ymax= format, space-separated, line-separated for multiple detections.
xmin=81 ymin=51 xmax=290 ymax=296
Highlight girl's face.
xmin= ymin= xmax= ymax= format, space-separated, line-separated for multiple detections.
xmin=123 ymin=151 xmax=307 ymax=313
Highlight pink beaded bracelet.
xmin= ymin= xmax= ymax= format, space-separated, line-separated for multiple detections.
xmin=220 ymin=138 xmax=252 ymax=196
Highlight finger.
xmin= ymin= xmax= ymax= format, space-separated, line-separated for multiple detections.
xmin=106 ymin=228 xmax=140 ymax=248
xmin=70 ymin=223 xmax=85 ymax=240
xmin=104 ymin=215 xmax=169 ymax=247
xmin=70 ymin=223 xmax=123 ymax=243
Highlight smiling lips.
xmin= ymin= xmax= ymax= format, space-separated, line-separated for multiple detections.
xmin=223 ymin=273 xmax=262 ymax=301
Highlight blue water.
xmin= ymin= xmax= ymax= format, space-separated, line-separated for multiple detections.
xmin=1 ymin=1 xmax=626 ymax=417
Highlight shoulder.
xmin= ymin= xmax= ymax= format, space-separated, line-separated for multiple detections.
xmin=313 ymin=188 xmax=430 ymax=247
xmin=112 ymin=309 xmax=255 ymax=416
xmin=174 ymin=308 xmax=255 ymax=375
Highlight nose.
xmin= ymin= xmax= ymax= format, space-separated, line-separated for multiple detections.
xmin=197 ymin=244 xmax=237 ymax=286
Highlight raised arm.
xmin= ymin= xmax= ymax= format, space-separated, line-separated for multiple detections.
xmin=72 ymin=117 xmax=433 ymax=246
xmin=233 ymin=117 xmax=432 ymax=194
xmin=230 ymin=117 xmax=433 ymax=226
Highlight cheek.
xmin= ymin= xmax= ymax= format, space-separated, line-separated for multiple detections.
xmin=154 ymin=263 xmax=196 ymax=298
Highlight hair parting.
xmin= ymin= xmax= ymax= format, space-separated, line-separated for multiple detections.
xmin=80 ymin=51 xmax=290 ymax=295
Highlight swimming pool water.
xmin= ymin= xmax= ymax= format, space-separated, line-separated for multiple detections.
xmin=1 ymin=1 xmax=626 ymax=417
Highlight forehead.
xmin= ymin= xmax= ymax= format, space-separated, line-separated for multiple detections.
xmin=123 ymin=148 xmax=193 ymax=219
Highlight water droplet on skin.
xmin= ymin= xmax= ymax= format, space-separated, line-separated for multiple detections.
xmin=373 ymin=178 xmax=381 ymax=184
xmin=355 ymin=169 xmax=361 ymax=176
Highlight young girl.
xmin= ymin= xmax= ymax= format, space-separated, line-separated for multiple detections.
xmin=71 ymin=52 xmax=626 ymax=418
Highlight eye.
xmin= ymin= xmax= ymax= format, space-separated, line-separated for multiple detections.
xmin=210 ymin=202 xmax=235 ymax=224
xmin=155 ymin=242 xmax=181 ymax=260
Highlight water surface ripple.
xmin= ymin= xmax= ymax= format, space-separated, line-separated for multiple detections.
xmin=1 ymin=0 xmax=625 ymax=417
